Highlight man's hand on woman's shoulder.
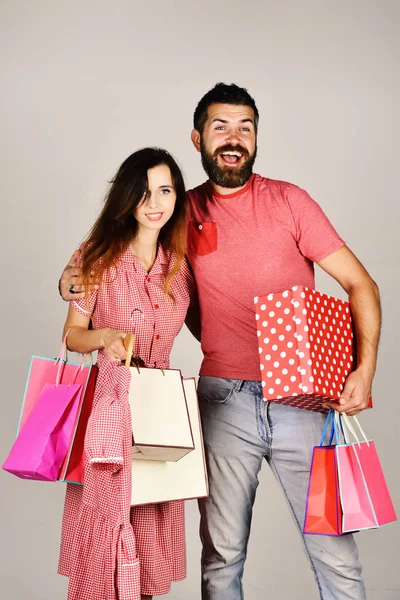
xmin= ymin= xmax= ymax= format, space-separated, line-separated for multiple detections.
xmin=58 ymin=250 xmax=99 ymax=301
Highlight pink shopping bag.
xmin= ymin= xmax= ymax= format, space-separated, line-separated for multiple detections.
xmin=336 ymin=414 xmax=397 ymax=532
xmin=2 ymin=336 xmax=95 ymax=482
xmin=3 ymin=382 xmax=83 ymax=481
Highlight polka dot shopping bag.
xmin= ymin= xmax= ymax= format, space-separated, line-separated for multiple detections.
xmin=254 ymin=285 xmax=373 ymax=413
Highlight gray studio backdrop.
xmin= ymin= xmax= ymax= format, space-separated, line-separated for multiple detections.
xmin=0 ymin=1 xmax=399 ymax=599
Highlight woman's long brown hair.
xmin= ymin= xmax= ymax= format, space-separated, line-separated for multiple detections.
xmin=81 ymin=147 xmax=187 ymax=297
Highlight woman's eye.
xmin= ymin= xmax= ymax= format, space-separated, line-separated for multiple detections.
xmin=160 ymin=188 xmax=170 ymax=194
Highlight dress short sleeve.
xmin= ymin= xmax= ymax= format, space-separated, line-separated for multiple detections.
xmin=284 ymin=184 xmax=346 ymax=263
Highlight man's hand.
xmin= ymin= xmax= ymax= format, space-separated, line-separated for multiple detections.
xmin=322 ymin=367 xmax=373 ymax=416
xmin=59 ymin=251 xmax=99 ymax=301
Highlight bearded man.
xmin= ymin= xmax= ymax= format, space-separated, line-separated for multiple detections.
xmin=60 ymin=83 xmax=380 ymax=600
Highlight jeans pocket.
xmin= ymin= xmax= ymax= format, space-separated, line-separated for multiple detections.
xmin=197 ymin=376 xmax=237 ymax=404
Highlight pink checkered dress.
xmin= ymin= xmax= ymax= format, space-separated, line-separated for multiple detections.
xmin=58 ymin=245 xmax=195 ymax=599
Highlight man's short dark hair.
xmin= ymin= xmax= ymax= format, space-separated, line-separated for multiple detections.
xmin=193 ymin=83 xmax=259 ymax=134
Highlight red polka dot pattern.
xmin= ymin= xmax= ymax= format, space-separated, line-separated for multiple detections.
xmin=254 ymin=286 xmax=354 ymax=413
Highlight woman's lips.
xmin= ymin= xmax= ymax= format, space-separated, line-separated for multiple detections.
xmin=145 ymin=212 xmax=163 ymax=221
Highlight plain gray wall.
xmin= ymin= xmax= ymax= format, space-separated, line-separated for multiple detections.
xmin=0 ymin=1 xmax=399 ymax=598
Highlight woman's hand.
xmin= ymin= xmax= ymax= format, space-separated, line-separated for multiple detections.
xmin=100 ymin=329 xmax=128 ymax=361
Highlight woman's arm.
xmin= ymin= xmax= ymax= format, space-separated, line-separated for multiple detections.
xmin=64 ymin=303 xmax=128 ymax=361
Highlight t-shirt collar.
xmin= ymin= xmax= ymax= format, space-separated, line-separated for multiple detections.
xmin=206 ymin=173 xmax=255 ymax=199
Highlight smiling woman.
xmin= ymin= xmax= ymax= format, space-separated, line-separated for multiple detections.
xmin=57 ymin=147 xmax=197 ymax=600
xmin=131 ymin=164 xmax=176 ymax=238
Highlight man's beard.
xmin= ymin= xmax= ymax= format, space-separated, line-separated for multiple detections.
xmin=200 ymin=140 xmax=257 ymax=189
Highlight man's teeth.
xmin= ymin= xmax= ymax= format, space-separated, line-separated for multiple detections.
xmin=222 ymin=152 xmax=242 ymax=157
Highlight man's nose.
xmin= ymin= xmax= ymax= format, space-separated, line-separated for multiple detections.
xmin=225 ymin=130 xmax=240 ymax=145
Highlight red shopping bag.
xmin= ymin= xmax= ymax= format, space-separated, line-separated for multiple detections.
xmin=336 ymin=414 xmax=397 ymax=532
xmin=61 ymin=364 xmax=97 ymax=483
xmin=303 ymin=410 xmax=343 ymax=535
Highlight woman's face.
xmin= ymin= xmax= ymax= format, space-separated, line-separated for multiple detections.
xmin=134 ymin=164 xmax=177 ymax=233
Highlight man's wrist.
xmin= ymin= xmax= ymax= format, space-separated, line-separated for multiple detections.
xmin=355 ymin=363 xmax=375 ymax=381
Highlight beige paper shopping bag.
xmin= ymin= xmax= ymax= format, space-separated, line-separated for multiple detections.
xmin=131 ymin=378 xmax=208 ymax=505
xmin=128 ymin=367 xmax=194 ymax=462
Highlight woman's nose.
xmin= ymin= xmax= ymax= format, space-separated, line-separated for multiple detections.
xmin=145 ymin=192 xmax=158 ymax=209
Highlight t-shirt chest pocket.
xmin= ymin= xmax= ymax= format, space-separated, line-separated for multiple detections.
xmin=187 ymin=221 xmax=218 ymax=256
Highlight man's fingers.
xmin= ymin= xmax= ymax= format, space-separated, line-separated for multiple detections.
xmin=66 ymin=277 xmax=99 ymax=289
xmin=339 ymin=379 xmax=356 ymax=405
xmin=60 ymin=270 xmax=83 ymax=286
xmin=66 ymin=291 xmax=85 ymax=300
xmin=67 ymin=250 xmax=81 ymax=268
xmin=68 ymin=284 xmax=85 ymax=293
xmin=63 ymin=273 xmax=99 ymax=288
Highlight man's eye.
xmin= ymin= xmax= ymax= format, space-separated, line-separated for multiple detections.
xmin=240 ymin=127 xmax=250 ymax=132
xmin=215 ymin=126 xmax=225 ymax=131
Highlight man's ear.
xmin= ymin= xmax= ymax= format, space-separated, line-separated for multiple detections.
xmin=191 ymin=129 xmax=201 ymax=153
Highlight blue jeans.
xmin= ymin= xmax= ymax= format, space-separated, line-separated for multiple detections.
xmin=197 ymin=377 xmax=366 ymax=600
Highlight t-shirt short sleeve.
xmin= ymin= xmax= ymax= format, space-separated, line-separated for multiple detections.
xmin=184 ymin=258 xmax=199 ymax=309
xmin=284 ymin=184 xmax=346 ymax=263
xmin=71 ymin=242 xmax=98 ymax=318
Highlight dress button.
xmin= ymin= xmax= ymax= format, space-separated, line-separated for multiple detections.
xmin=155 ymin=334 xmax=160 ymax=340
xmin=198 ymin=224 xmax=203 ymax=230
xmin=146 ymin=276 xmax=151 ymax=282
xmin=154 ymin=304 xmax=159 ymax=309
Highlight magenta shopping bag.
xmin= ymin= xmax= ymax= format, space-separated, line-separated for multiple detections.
xmin=16 ymin=352 xmax=96 ymax=483
xmin=336 ymin=414 xmax=397 ymax=532
xmin=3 ymin=382 xmax=83 ymax=481
xmin=2 ymin=336 xmax=93 ymax=482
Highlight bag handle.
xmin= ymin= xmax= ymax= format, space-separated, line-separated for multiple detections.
xmin=340 ymin=413 xmax=370 ymax=448
xmin=55 ymin=329 xmax=90 ymax=386
xmin=320 ymin=409 xmax=339 ymax=446
xmin=123 ymin=333 xmax=135 ymax=368
xmin=319 ymin=409 xmax=348 ymax=446
xmin=69 ymin=353 xmax=92 ymax=386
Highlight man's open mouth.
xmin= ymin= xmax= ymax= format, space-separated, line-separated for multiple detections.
xmin=219 ymin=151 xmax=243 ymax=165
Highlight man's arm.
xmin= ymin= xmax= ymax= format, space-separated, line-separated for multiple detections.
xmin=59 ymin=251 xmax=99 ymax=301
xmin=317 ymin=245 xmax=381 ymax=416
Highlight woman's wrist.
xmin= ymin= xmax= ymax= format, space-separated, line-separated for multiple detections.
xmin=98 ymin=328 xmax=108 ymax=350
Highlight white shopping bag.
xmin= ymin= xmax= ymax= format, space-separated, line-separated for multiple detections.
xmin=128 ymin=367 xmax=194 ymax=462
xmin=131 ymin=378 xmax=208 ymax=505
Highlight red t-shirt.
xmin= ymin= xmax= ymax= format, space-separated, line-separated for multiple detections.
xmin=186 ymin=174 xmax=345 ymax=380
